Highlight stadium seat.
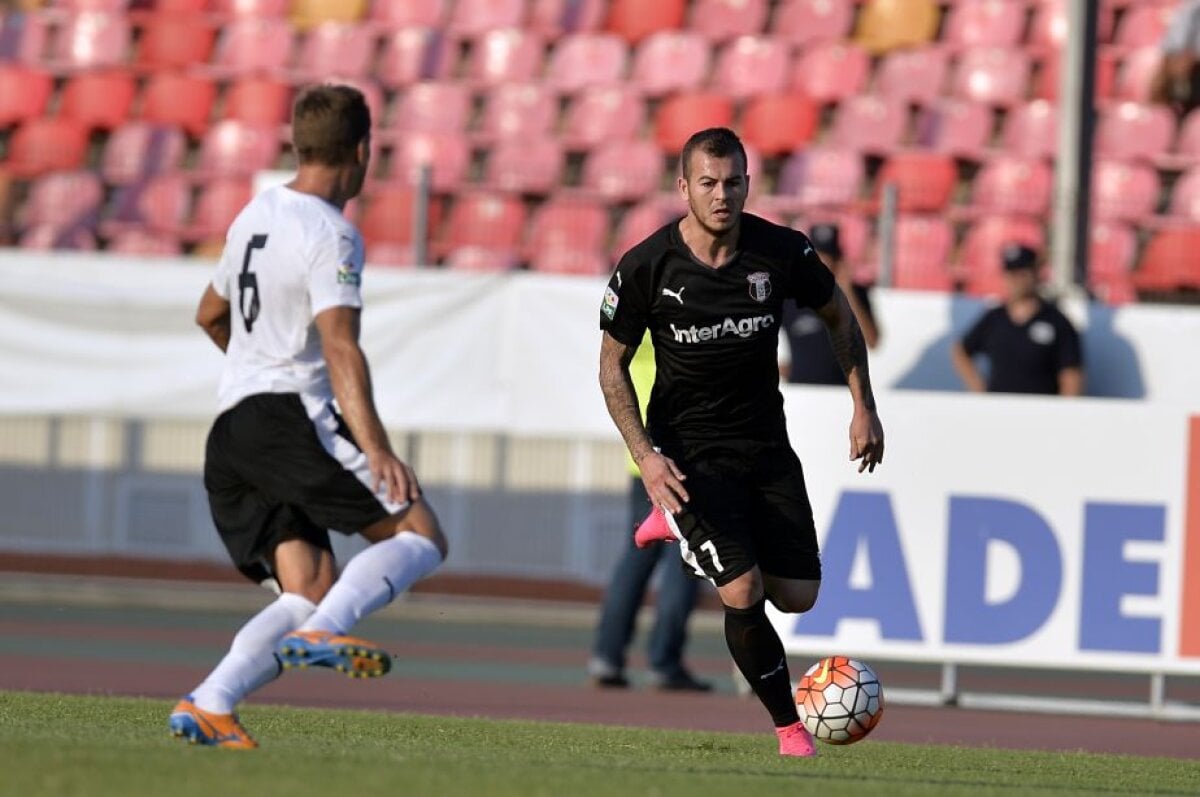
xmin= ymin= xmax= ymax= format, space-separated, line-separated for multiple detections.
xmin=830 ymin=95 xmax=909 ymax=156
xmin=128 ymin=0 xmax=206 ymax=17
xmin=527 ymin=0 xmax=606 ymax=36
xmin=770 ymin=0 xmax=854 ymax=48
xmin=1092 ymin=158 xmax=1160 ymax=223
xmin=912 ymin=98 xmax=992 ymax=160
xmin=443 ymin=245 xmax=522 ymax=272
xmin=290 ymin=22 xmax=376 ymax=83
xmin=687 ymin=0 xmax=768 ymax=42
xmin=1000 ymin=99 xmax=1058 ymax=160
xmin=135 ymin=14 xmax=216 ymax=70
xmin=0 ymin=10 xmax=50 ymax=64
xmin=0 ymin=65 xmax=52 ymax=127
xmin=951 ymin=48 xmax=1030 ymax=106
xmin=580 ymin=139 xmax=666 ymax=202
xmin=18 ymin=170 xmax=103 ymax=231
xmin=389 ymin=81 xmax=472 ymax=133
xmin=875 ymin=46 xmax=949 ymax=106
xmin=654 ymin=93 xmax=735 ymax=154
xmin=106 ymin=229 xmax=185 ymax=256
xmin=59 ymin=69 xmax=134 ymax=130
xmin=1028 ymin=0 xmax=1115 ymax=52
xmin=965 ymin=156 xmax=1053 ymax=218
xmin=467 ymin=28 xmax=545 ymax=86
xmin=484 ymin=136 xmax=565 ymax=195
xmin=854 ymin=0 xmax=939 ymax=55
xmin=1113 ymin=2 xmax=1174 ymax=50
xmin=630 ymin=30 xmax=710 ymax=97
xmin=943 ymin=0 xmax=1025 ymax=50
xmin=1159 ymin=109 xmax=1200 ymax=171
xmin=1087 ymin=220 xmax=1137 ymax=304
xmin=528 ymin=248 xmax=610 ymax=275
xmin=46 ymin=11 xmax=130 ymax=71
xmin=612 ymin=194 xmax=682 ymax=258
xmin=739 ymin=93 xmax=818 ymax=157
xmin=222 ymin=77 xmax=292 ymax=127
xmin=959 ymin=216 xmax=1046 ymax=297
xmin=367 ymin=243 xmax=418 ymax=268
xmin=1036 ymin=48 xmax=1117 ymax=101
xmin=561 ymin=85 xmax=646 ymax=149
xmin=210 ymin=0 xmax=289 ymax=16
xmin=546 ymin=32 xmax=628 ymax=92
xmin=377 ymin=27 xmax=456 ymax=88
xmin=185 ymin=178 xmax=252 ymax=241
xmin=525 ymin=197 xmax=610 ymax=260
xmin=712 ymin=35 xmax=789 ymax=99
xmin=478 ymin=82 xmax=557 ymax=142
xmin=872 ymin=152 xmax=956 ymax=213
xmin=606 ymin=0 xmax=686 ymax=45
xmin=792 ymin=42 xmax=870 ymax=104
xmin=101 ymin=122 xmax=187 ymax=184
xmin=1113 ymin=45 xmax=1162 ymax=103
xmin=449 ymin=0 xmax=525 ymax=37
xmin=1133 ymin=226 xmax=1200 ymax=291
xmin=1095 ymin=102 xmax=1175 ymax=162
xmin=359 ymin=185 xmax=444 ymax=246
xmin=208 ymin=17 xmax=294 ymax=76
xmin=387 ymin=130 xmax=470 ymax=192
xmin=141 ymin=71 xmax=217 ymax=137
xmin=290 ymin=0 xmax=368 ymax=30
xmin=886 ymin=215 xmax=955 ymax=292
xmin=19 ymin=224 xmax=97 ymax=250
xmin=440 ymin=192 xmax=528 ymax=252
xmin=6 ymin=117 xmax=89 ymax=176
xmin=196 ymin=120 xmax=281 ymax=178
xmin=101 ymin=172 xmax=192 ymax=235
xmin=774 ymin=148 xmax=864 ymax=211
xmin=365 ymin=0 xmax=446 ymax=29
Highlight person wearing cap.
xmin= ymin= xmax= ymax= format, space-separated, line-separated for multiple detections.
xmin=952 ymin=244 xmax=1084 ymax=396
xmin=779 ymin=223 xmax=880 ymax=385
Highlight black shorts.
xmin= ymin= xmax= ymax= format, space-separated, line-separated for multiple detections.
xmin=204 ymin=393 xmax=400 ymax=585
xmin=661 ymin=437 xmax=821 ymax=587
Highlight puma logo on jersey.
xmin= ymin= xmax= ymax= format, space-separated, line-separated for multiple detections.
xmin=661 ymin=286 xmax=686 ymax=305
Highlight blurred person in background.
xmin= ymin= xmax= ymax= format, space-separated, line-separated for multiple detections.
xmin=588 ymin=332 xmax=712 ymax=693
xmin=779 ymin=223 xmax=880 ymax=385
xmin=1151 ymin=0 xmax=1200 ymax=115
xmin=170 ymin=84 xmax=447 ymax=749
xmin=952 ymin=244 xmax=1084 ymax=396
xmin=598 ymin=127 xmax=884 ymax=758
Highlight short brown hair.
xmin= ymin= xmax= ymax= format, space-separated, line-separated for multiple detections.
xmin=679 ymin=127 xmax=747 ymax=179
xmin=291 ymin=84 xmax=371 ymax=166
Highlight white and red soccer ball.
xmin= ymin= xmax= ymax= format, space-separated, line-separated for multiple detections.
xmin=794 ymin=656 xmax=885 ymax=745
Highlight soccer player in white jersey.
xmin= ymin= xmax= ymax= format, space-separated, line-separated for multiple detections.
xmin=169 ymin=84 xmax=448 ymax=749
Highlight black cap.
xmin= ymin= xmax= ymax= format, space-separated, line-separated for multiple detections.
xmin=1001 ymin=243 xmax=1038 ymax=271
xmin=809 ymin=223 xmax=842 ymax=260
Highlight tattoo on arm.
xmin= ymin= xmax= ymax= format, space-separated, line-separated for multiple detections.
xmin=598 ymin=333 xmax=654 ymax=462
xmin=821 ymin=287 xmax=876 ymax=411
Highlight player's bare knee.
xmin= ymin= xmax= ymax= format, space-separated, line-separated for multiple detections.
xmin=717 ymin=570 xmax=764 ymax=609
xmin=364 ymin=499 xmax=449 ymax=560
xmin=768 ymin=582 xmax=820 ymax=614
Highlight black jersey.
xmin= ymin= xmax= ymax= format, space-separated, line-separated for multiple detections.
xmin=600 ymin=213 xmax=835 ymax=444
xmin=960 ymin=299 xmax=1082 ymax=395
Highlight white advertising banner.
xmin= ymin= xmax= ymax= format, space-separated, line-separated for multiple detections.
xmin=776 ymin=388 xmax=1200 ymax=675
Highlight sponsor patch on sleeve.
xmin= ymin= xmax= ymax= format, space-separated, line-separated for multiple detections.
xmin=601 ymin=286 xmax=619 ymax=320
xmin=337 ymin=263 xmax=361 ymax=286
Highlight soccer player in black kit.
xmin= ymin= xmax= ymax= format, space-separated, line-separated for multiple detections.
xmin=598 ymin=128 xmax=884 ymax=758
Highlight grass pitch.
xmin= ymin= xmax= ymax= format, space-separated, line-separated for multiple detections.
xmin=1 ymin=691 xmax=1196 ymax=797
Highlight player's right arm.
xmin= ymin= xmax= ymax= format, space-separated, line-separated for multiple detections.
xmin=195 ymin=284 xmax=231 ymax=352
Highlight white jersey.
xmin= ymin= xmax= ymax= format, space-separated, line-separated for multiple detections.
xmin=211 ymin=185 xmax=365 ymax=412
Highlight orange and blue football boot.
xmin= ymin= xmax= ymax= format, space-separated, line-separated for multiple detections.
xmin=276 ymin=630 xmax=392 ymax=678
xmin=168 ymin=696 xmax=258 ymax=749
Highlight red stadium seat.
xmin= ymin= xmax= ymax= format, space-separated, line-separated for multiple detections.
xmin=966 ymin=156 xmax=1053 ymax=218
xmin=1113 ymin=46 xmax=1162 ymax=103
xmin=196 ymin=120 xmax=281 ymax=178
xmin=141 ymin=72 xmax=217 ymax=138
xmin=630 ymin=31 xmax=710 ymax=97
xmin=59 ymin=69 xmax=134 ymax=130
xmin=6 ymin=117 xmax=89 ymax=176
xmin=712 ymin=35 xmax=789 ymax=99
xmin=129 ymin=0 xmax=207 ymax=16
xmin=606 ymin=0 xmax=686 ymax=45
xmin=1088 ymin=220 xmax=1137 ymax=304
xmin=528 ymin=0 xmax=606 ymax=37
xmin=367 ymin=243 xmax=418 ymax=268
xmin=1028 ymin=0 xmax=1115 ymax=52
xmin=19 ymin=170 xmax=103 ymax=230
xmin=1160 ymin=109 xmax=1200 ymax=171
xmin=613 ymin=194 xmax=682 ymax=258
xmin=792 ymin=42 xmax=870 ymax=104
xmin=440 ymin=192 xmax=528 ymax=251
xmin=19 ymin=224 xmax=98 ymax=251
xmin=1134 ymin=226 xmax=1200 ymax=291
xmin=887 ymin=215 xmax=955 ymax=292
xmin=484 ymin=136 xmax=565 ymax=195
xmin=223 ymin=77 xmax=292 ymax=127
xmin=951 ymin=48 xmax=1030 ymax=106
xmin=561 ymin=86 xmax=646 ymax=149
xmin=830 ymin=95 xmax=909 ymax=156
xmin=912 ymin=98 xmax=991 ymax=160
xmin=46 ymin=11 xmax=130 ymax=71
xmin=526 ymin=197 xmax=610 ymax=260
xmin=654 ymin=93 xmax=735 ymax=154
xmin=390 ymin=81 xmax=472 ymax=133
xmin=873 ymin=152 xmax=956 ymax=213
xmin=443 ymin=245 xmax=522 ymax=272
xmin=1092 ymin=158 xmax=1160 ymax=223
xmin=208 ymin=17 xmax=294 ymax=76
xmin=359 ymin=185 xmax=444 ymax=246
xmin=101 ymin=172 xmax=192 ymax=235
xmin=365 ymin=0 xmax=447 ymax=28
xmin=0 ymin=65 xmax=52 ymax=127
xmin=467 ymin=28 xmax=545 ymax=86
xmin=546 ymin=32 xmax=628 ymax=92
xmin=478 ymin=82 xmax=557 ymax=141
xmin=387 ymin=130 xmax=470 ymax=192
xmin=581 ymin=139 xmax=666 ymax=202
xmin=528 ymin=248 xmax=610 ymax=275
xmin=1036 ymin=48 xmax=1117 ymax=101
xmin=448 ymin=0 xmax=525 ymax=37
xmin=0 ymin=11 xmax=50 ymax=64
xmin=876 ymin=46 xmax=949 ymax=106
xmin=1113 ymin=2 xmax=1174 ymax=49
xmin=290 ymin=22 xmax=376 ymax=83
xmin=959 ymin=216 xmax=1046 ymax=297
xmin=211 ymin=0 xmax=289 ymax=17
xmin=1000 ymin=99 xmax=1058 ymax=160
xmin=774 ymin=148 xmax=864 ymax=211
xmin=687 ymin=0 xmax=768 ymax=42
xmin=770 ymin=0 xmax=854 ymax=48
xmin=106 ymin=229 xmax=185 ymax=257
xmin=136 ymin=14 xmax=216 ymax=70
xmin=1095 ymin=102 xmax=1175 ymax=162
xmin=101 ymin=122 xmax=187 ymax=184
xmin=1168 ymin=167 xmax=1200 ymax=222
xmin=377 ymin=28 xmax=456 ymax=89
xmin=185 ymin=178 xmax=252 ymax=241
xmin=943 ymin=0 xmax=1025 ymax=50
xmin=739 ymin=93 xmax=818 ymax=157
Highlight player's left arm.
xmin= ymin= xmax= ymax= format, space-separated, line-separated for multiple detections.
xmin=815 ymin=286 xmax=884 ymax=473
xmin=195 ymin=284 xmax=231 ymax=353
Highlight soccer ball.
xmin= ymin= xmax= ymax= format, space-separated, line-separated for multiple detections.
xmin=794 ymin=656 xmax=884 ymax=745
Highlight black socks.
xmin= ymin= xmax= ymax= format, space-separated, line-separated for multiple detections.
xmin=724 ymin=598 xmax=799 ymax=727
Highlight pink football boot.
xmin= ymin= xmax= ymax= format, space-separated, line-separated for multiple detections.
xmin=633 ymin=507 xmax=676 ymax=549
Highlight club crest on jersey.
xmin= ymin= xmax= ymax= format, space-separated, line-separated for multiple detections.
xmin=602 ymin=286 xmax=619 ymax=320
xmin=747 ymin=271 xmax=772 ymax=302
xmin=337 ymin=263 xmax=360 ymax=286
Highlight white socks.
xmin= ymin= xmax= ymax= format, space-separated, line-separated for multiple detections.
xmin=190 ymin=592 xmax=317 ymax=715
xmin=300 ymin=531 xmax=443 ymax=635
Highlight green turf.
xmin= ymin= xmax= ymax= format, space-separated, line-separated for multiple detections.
xmin=1 ymin=691 xmax=1196 ymax=797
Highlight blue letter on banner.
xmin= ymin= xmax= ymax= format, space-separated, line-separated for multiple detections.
xmin=1080 ymin=502 xmax=1164 ymax=654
